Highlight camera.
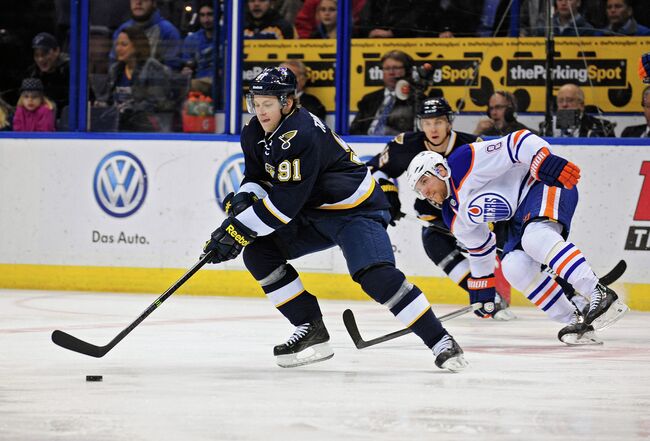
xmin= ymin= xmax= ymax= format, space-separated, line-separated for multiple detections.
xmin=556 ymin=109 xmax=581 ymax=131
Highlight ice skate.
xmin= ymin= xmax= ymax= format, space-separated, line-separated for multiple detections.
xmin=558 ymin=310 xmax=602 ymax=346
xmin=584 ymin=283 xmax=628 ymax=331
xmin=492 ymin=293 xmax=517 ymax=321
xmin=433 ymin=334 xmax=468 ymax=372
xmin=273 ymin=317 xmax=334 ymax=368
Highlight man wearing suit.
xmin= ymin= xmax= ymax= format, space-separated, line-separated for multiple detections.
xmin=349 ymin=50 xmax=415 ymax=135
xmin=280 ymin=60 xmax=326 ymax=121
xmin=622 ymin=86 xmax=650 ymax=137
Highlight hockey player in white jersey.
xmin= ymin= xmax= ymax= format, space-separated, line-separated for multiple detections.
xmin=406 ymin=130 xmax=628 ymax=344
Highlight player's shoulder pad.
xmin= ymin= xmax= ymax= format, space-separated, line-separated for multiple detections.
xmin=272 ymin=109 xmax=324 ymax=154
xmin=447 ymin=143 xmax=474 ymax=186
xmin=455 ymin=130 xmax=481 ymax=145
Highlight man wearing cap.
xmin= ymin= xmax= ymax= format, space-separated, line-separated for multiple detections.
xmin=26 ymin=32 xmax=70 ymax=120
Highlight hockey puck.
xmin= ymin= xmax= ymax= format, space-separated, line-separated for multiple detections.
xmin=86 ymin=375 xmax=103 ymax=382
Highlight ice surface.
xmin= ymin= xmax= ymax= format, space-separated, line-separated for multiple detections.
xmin=1 ymin=289 xmax=649 ymax=441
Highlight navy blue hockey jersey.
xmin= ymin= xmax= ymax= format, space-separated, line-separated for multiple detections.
xmin=235 ymin=108 xmax=389 ymax=236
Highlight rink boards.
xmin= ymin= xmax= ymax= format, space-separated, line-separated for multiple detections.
xmin=0 ymin=136 xmax=649 ymax=310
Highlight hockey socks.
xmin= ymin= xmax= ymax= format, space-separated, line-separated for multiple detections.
xmin=257 ymin=264 xmax=322 ymax=326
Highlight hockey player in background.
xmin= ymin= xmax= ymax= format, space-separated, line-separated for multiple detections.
xmin=367 ymin=97 xmax=515 ymax=320
xmin=406 ymin=131 xmax=629 ymax=344
xmin=202 ymin=67 xmax=468 ymax=372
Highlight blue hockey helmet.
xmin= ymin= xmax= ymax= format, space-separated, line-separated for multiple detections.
xmin=246 ymin=67 xmax=297 ymax=113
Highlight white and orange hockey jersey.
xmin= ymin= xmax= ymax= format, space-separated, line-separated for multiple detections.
xmin=441 ymin=130 xmax=555 ymax=276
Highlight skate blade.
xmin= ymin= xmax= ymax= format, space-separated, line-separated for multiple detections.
xmin=440 ymin=355 xmax=469 ymax=373
xmin=275 ymin=342 xmax=334 ymax=368
xmin=493 ymin=308 xmax=517 ymax=321
xmin=590 ymin=299 xmax=629 ymax=331
xmin=560 ymin=332 xmax=604 ymax=346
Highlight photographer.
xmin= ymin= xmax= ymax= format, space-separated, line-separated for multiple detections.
xmin=349 ymin=50 xmax=415 ymax=135
xmin=540 ymin=83 xmax=615 ymax=137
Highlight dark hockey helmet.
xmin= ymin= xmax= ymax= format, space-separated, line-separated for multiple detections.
xmin=417 ymin=97 xmax=454 ymax=123
xmin=246 ymin=67 xmax=297 ymax=113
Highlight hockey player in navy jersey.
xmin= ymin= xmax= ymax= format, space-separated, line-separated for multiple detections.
xmin=367 ymin=97 xmax=515 ymax=320
xmin=202 ymin=67 xmax=467 ymax=371
xmin=406 ymin=131 xmax=629 ymax=344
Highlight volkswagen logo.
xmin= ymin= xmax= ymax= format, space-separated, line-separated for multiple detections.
xmin=94 ymin=151 xmax=148 ymax=218
xmin=215 ymin=153 xmax=245 ymax=211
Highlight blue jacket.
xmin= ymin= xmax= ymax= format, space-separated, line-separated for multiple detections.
xmin=181 ymin=29 xmax=215 ymax=78
xmin=110 ymin=10 xmax=181 ymax=70
xmin=597 ymin=18 xmax=650 ymax=36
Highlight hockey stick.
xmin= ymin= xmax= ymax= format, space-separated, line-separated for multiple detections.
xmin=342 ymin=259 xmax=627 ymax=351
xmin=343 ymin=303 xmax=479 ymax=350
xmin=598 ymin=259 xmax=626 ymax=286
xmin=51 ymin=250 xmax=215 ymax=358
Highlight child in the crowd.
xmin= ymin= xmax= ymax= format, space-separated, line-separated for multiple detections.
xmin=13 ymin=78 xmax=56 ymax=132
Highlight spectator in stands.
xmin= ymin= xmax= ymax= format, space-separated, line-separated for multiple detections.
xmin=274 ymin=0 xmax=304 ymax=25
xmin=533 ymin=0 xmax=597 ymax=36
xmin=181 ymin=1 xmax=215 ymax=95
xmin=296 ymin=0 xmax=365 ymax=39
xmin=474 ymin=91 xmax=535 ymax=137
xmin=26 ymin=32 xmax=69 ymax=121
xmin=280 ymin=60 xmax=326 ymax=121
xmin=13 ymin=78 xmax=55 ymax=132
xmin=244 ymin=0 xmax=296 ymax=39
xmin=519 ymin=0 xmax=548 ymax=36
xmin=356 ymin=0 xmax=434 ymax=38
xmin=598 ymin=0 xmax=650 ymax=36
xmin=110 ymin=0 xmax=181 ymax=70
xmin=349 ymin=50 xmax=415 ymax=135
xmin=540 ymin=83 xmax=615 ymax=137
xmin=621 ymin=86 xmax=650 ymax=137
xmin=310 ymin=0 xmax=337 ymax=39
xmin=0 ymin=97 xmax=14 ymax=131
xmin=425 ymin=0 xmax=483 ymax=37
xmin=98 ymin=26 xmax=172 ymax=132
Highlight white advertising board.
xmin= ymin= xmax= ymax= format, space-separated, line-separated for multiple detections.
xmin=0 ymin=137 xmax=648 ymax=284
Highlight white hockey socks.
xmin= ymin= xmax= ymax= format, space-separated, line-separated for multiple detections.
xmin=501 ymin=250 xmax=576 ymax=324
xmin=521 ymin=221 xmax=598 ymax=298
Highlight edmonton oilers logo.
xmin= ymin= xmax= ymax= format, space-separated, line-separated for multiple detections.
xmin=93 ymin=151 xmax=147 ymax=218
xmin=215 ymin=153 xmax=245 ymax=212
xmin=468 ymin=193 xmax=512 ymax=224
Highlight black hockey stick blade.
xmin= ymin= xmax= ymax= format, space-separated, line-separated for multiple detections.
xmin=52 ymin=330 xmax=109 ymax=358
xmin=51 ymin=251 xmax=214 ymax=358
xmin=599 ymin=260 xmax=627 ymax=286
xmin=343 ymin=304 xmax=477 ymax=350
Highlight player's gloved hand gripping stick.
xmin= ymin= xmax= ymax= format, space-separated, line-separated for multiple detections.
xmin=53 ymin=191 xmax=261 ymax=357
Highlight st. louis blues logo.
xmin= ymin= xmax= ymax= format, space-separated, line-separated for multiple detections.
xmin=93 ymin=151 xmax=147 ymax=218
xmin=467 ymin=193 xmax=512 ymax=224
xmin=215 ymin=153 xmax=245 ymax=212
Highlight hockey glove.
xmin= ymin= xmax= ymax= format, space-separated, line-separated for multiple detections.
xmin=223 ymin=192 xmax=259 ymax=217
xmin=530 ymin=147 xmax=580 ymax=190
xmin=468 ymin=275 xmax=497 ymax=318
xmin=203 ymin=217 xmax=257 ymax=264
xmin=378 ymin=178 xmax=405 ymax=226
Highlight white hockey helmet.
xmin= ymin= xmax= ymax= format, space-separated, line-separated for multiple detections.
xmin=406 ymin=151 xmax=451 ymax=200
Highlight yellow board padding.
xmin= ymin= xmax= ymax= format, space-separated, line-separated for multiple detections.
xmin=1 ymin=264 xmax=648 ymax=311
